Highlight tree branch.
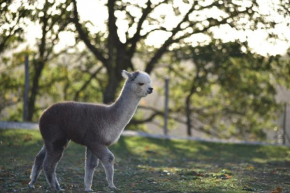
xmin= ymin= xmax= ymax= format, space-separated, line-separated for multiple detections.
xmin=144 ymin=4 xmax=196 ymax=73
xmin=74 ymin=66 xmax=103 ymax=101
xmin=126 ymin=0 xmax=170 ymax=57
xmin=173 ymin=4 xmax=254 ymax=43
xmin=127 ymin=0 xmax=152 ymax=56
xmin=130 ymin=111 xmax=163 ymax=124
xmin=71 ymin=0 xmax=107 ymax=66
xmin=132 ymin=105 xmax=220 ymax=137
xmin=144 ymin=1 xmax=252 ymax=74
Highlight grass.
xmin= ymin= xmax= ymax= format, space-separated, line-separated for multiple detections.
xmin=0 ymin=129 xmax=290 ymax=193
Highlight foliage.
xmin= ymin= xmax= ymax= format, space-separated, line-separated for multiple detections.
xmin=0 ymin=49 xmax=106 ymax=121
xmin=1 ymin=0 xmax=290 ymax=139
xmin=0 ymin=129 xmax=290 ymax=192
xmin=71 ymin=0 xmax=290 ymax=103
xmin=0 ymin=50 xmax=32 ymax=120
xmin=0 ymin=0 xmax=30 ymax=54
xmin=70 ymin=0 xmax=290 ymax=138
xmin=162 ymin=41 xmax=287 ymax=139
xmin=25 ymin=0 xmax=75 ymax=121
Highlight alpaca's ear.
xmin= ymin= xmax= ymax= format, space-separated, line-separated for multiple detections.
xmin=122 ymin=70 xmax=132 ymax=79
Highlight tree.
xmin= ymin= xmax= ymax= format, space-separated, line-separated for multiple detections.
xmin=0 ymin=51 xmax=27 ymax=118
xmin=1 ymin=0 xmax=289 ymax=139
xmin=0 ymin=0 xmax=30 ymax=54
xmin=165 ymin=40 xmax=287 ymax=139
xmin=71 ymin=0 xmax=288 ymax=104
xmin=26 ymin=0 xmax=74 ymax=121
xmin=0 ymin=1 xmax=30 ymax=116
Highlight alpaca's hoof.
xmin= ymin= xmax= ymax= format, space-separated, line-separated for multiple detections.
xmin=28 ymin=183 xmax=35 ymax=189
xmin=54 ymin=184 xmax=64 ymax=192
xmin=85 ymin=188 xmax=95 ymax=192
xmin=109 ymin=185 xmax=117 ymax=190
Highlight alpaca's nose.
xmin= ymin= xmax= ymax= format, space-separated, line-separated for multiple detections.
xmin=148 ymin=87 xmax=153 ymax=94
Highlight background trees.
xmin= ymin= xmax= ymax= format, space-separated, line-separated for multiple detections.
xmin=0 ymin=1 xmax=29 ymax=54
xmin=27 ymin=0 xmax=74 ymax=121
xmin=0 ymin=0 xmax=30 ymax=116
xmin=0 ymin=0 xmax=290 ymax=140
xmin=166 ymin=41 xmax=284 ymax=139
xmin=71 ymin=0 xmax=287 ymax=103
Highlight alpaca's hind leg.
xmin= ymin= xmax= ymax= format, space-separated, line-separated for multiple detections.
xmin=90 ymin=145 xmax=116 ymax=190
xmin=84 ymin=148 xmax=99 ymax=192
xmin=43 ymin=141 xmax=66 ymax=191
xmin=28 ymin=146 xmax=46 ymax=188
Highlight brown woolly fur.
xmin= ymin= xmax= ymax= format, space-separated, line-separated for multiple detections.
xmin=28 ymin=70 xmax=153 ymax=191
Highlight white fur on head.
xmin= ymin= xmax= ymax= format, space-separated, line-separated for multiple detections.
xmin=130 ymin=71 xmax=152 ymax=97
xmin=122 ymin=70 xmax=132 ymax=79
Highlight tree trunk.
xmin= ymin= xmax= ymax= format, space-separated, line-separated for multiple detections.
xmin=185 ymin=94 xmax=192 ymax=136
xmin=27 ymin=61 xmax=45 ymax=121
xmin=103 ymin=74 xmax=121 ymax=104
xmin=185 ymin=81 xmax=198 ymax=136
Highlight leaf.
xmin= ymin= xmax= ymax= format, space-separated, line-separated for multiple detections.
xmin=271 ymin=187 xmax=283 ymax=193
xmin=21 ymin=180 xmax=30 ymax=185
xmin=23 ymin=134 xmax=32 ymax=142
xmin=246 ymin=166 xmax=255 ymax=170
xmin=242 ymin=185 xmax=255 ymax=191
xmin=220 ymin=174 xmax=231 ymax=180
xmin=225 ymin=174 xmax=232 ymax=179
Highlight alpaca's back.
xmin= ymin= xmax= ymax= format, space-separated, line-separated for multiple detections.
xmin=39 ymin=102 xmax=108 ymax=146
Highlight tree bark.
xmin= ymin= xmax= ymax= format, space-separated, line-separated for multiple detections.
xmin=185 ymin=93 xmax=194 ymax=136
xmin=185 ymin=65 xmax=201 ymax=136
xmin=27 ymin=9 xmax=48 ymax=121
xmin=103 ymin=74 xmax=121 ymax=104
xmin=27 ymin=61 xmax=45 ymax=121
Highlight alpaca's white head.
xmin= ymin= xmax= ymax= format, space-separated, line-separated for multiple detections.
xmin=122 ymin=70 xmax=153 ymax=97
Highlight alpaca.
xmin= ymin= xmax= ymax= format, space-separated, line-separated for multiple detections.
xmin=28 ymin=70 xmax=153 ymax=191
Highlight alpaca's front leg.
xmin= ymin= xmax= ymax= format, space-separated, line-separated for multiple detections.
xmin=89 ymin=145 xmax=116 ymax=190
xmin=101 ymin=152 xmax=116 ymax=189
xmin=84 ymin=148 xmax=99 ymax=192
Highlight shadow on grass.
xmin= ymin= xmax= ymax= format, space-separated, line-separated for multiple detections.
xmin=111 ymin=136 xmax=290 ymax=192
xmin=0 ymin=129 xmax=290 ymax=192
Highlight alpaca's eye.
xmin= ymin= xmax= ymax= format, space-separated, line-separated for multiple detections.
xmin=138 ymin=83 xmax=144 ymax=86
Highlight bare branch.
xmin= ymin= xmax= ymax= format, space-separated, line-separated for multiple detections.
xmin=130 ymin=111 xmax=163 ymax=124
xmin=47 ymin=2 xmax=71 ymax=32
xmin=145 ymin=3 xmax=196 ymax=73
xmin=74 ymin=66 xmax=103 ymax=101
xmin=71 ymin=0 xmax=107 ymax=66
xmin=173 ymin=4 xmax=254 ymax=43
xmin=146 ymin=5 xmax=224 ymax=72
xmin=133 ymin=105 xmax=220 ymax=137
xmin=45 ymin=20 xmax=74 ymax=61
xmin=127 ymin=0 xmax=152 ymax=56
xmin=127 ymin=0 xmax=169 ymax=57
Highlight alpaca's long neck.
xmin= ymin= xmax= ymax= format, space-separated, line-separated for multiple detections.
xmin=110 ymin=84 xmax=141 ymax=124
xmin=102 ymin=84 xmax=141 ymax=145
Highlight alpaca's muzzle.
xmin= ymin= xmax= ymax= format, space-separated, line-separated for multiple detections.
xmin=147 ymin=87 xmax=153 ymax=94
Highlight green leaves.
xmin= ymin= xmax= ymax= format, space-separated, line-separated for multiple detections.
xmin=0 ymin=1 xmax=31 ymax=54
xmin=166 ymin=40 xmax=286 ymax=139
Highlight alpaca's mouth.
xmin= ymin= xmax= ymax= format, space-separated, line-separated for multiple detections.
xmin=147 ymin=87 xmax=153 ymax=94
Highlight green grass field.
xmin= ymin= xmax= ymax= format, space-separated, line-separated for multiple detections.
xmin=0 ymin=129 xmax=289 ymax=193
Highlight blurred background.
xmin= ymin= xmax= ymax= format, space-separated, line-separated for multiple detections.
xmin=0 ymin=0 xmax=290 ymax=144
